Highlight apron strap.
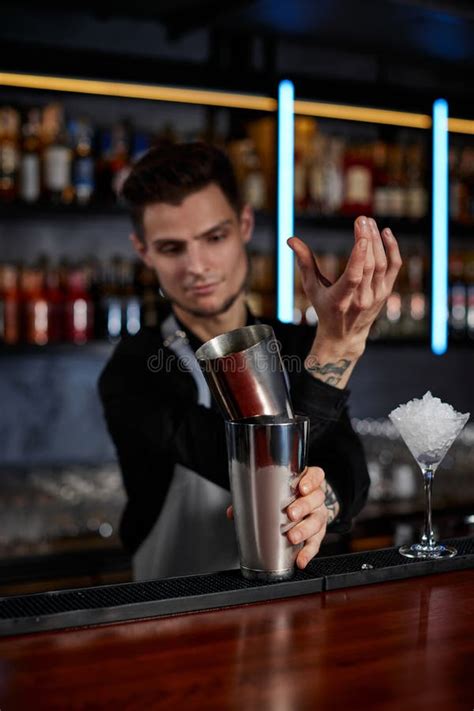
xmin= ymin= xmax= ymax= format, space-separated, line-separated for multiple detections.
xmin=160 ymin=313 xmax=212 ymax=408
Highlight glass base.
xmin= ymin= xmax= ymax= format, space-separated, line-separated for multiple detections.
xmin=240 ymin=566 xmax=295 ymax=582
xmin=399 ymin=543 xmax=457 ymax=560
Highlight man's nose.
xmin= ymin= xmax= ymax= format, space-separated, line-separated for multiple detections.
xmin=184 ymin=243 xmax=208 ymax=276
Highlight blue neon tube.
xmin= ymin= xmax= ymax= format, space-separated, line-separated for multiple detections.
xmin=431 ymin=98 xmax=449 ymax=355
xmin=277 ymin=79 xmax=295 ymax=323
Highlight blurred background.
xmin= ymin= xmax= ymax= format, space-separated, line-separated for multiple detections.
xmin=1 ymin=0 xmax=474 ymax=595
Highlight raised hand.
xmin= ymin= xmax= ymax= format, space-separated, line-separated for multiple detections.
xmin=288 ymin=216 xmax=402 ymax=388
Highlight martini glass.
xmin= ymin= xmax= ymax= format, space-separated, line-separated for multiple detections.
xmin=389 ymin=393 xmax=469 ymax=560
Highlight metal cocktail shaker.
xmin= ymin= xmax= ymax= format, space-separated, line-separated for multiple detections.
xmin=225 ymin=416 xmax=309 ymax=581
xmin=195 ymin=324 xmax=294 ymax=420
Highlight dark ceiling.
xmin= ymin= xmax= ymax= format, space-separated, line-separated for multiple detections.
xmin=2 ymin=0 xmax=474 ymax=113
xmin=13 ymin=0 xmax=474 ymax=66
xmin=28 ymin=0 xmax=474 ymax=65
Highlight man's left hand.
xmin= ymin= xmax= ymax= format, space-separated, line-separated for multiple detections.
xmin=226 ymin=465 xmax=331 ymax=570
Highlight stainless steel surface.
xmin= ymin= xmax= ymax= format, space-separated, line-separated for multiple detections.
xmin=195 ymin=325 xmax=294 ymax=420
xmin=225 ymin=416 xmax=309 ymax=581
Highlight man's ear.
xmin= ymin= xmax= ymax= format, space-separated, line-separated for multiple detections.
xmin=129 ymin=233 xmax=152 ymax=268
xmin=239 ymin=204 xmax=254 ymax=245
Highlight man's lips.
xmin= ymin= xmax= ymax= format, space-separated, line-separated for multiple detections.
xmin=187 ymin=282 xmax=220 ymax=296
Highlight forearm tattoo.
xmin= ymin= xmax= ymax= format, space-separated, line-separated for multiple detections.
xmin=305 ymin=357 xmax=351 ymax=386
xmin=322 ymin=480 xmax=340 ymax=524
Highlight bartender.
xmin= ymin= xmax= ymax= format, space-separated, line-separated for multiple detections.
xmin=98 ymin=142 xmax=401 ymax=581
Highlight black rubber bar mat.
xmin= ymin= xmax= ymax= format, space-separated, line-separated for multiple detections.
xmin=1 ymin=536 xmax=472 ymax=637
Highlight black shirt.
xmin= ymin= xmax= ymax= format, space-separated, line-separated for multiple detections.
xmin=98 ymin=306 xmax=370 ymax=554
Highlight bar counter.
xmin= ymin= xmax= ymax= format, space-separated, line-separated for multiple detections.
xmin=1 ymin=566 xmax=472 ymax=710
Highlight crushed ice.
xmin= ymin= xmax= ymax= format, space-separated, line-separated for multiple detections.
xmin=388 ymin=391 xmax=470 ymax=467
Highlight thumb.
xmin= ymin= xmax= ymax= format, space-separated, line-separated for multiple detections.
xmin=287 ymin=237 xmax=332 ymax=289
xmin=226 ymin=505 xmax=234 ymax=520
xmin=287 ymin=236 xmax=311 ymax=272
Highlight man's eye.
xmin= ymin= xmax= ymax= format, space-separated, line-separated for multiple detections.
xmin=157 ymin=244 xmax=183 ymax=255
xmin=208 ymin=232 xmax=226 ymax=243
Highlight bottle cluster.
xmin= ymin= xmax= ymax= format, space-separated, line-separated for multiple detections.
xmin=0 ymin=257 xmax=161 ymax=346
xmin=449 ymin=249 xmax=474 ymax=341
xmin=449 ymin=144 xmax=474 ymax=226
xmin=292 ymin=117 xmax=429 ymax=220
xmin=0 ymin=252 xmax=278 ymax=346
xmin=0 ymin=103 xmax=163 ymax=207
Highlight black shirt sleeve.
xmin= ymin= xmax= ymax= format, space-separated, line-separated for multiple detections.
xmin=291 ymin=372 xmax=370 ymax=532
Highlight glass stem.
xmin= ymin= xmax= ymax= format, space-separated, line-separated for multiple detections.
xmin=421 ymin=467 xmax=436 ymax=549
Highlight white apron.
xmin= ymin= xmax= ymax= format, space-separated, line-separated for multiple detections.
xmin=132 ymin=314 xmax=239 ymax=581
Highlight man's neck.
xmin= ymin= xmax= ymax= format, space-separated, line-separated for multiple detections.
xmin=172 ymin=296 xmax=247 ymax=343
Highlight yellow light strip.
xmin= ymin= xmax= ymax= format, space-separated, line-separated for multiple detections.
xmin=0 ymin=72 xmax=277 ymax=112
xmin=294 ymin=99 xmax=431 ymax=129
xmin=1 ymin=72 xmax=473 ymax=134
xmin=448 ymin=117 xmax=474 ymax=135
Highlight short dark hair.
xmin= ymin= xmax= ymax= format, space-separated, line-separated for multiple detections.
xmin=121 ymin=142 xmax=243 ymax=241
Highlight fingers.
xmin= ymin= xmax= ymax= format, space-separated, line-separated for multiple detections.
xmin=368 ymin=218 xmax=388 ymax=293
xmin=296 ymin=525 xmax=327 ymax=568
xmin=294 ymin=510 xmax=328 ymax=569
xmin=298 ymin=466 xmax=325 ymax=495
xmin=287 ymin=485 xmax=325 ymax=524
xmin=287 ymin=466 xmax=327 ymax=556
xmin=382 ymin=228 xmax=403 ymax=291
xmin=226 ymin=505 xmax=233 ymax=520
xmin=355 ymin=217 xmax=375 ymax=301
xmin=331 ymin=237 xmax=367 ymax=304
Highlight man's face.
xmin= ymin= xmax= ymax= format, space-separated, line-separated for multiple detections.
xmin=132 ymin=183 xmax=253 ymax=318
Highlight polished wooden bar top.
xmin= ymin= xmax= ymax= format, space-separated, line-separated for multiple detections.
xmin=0 ymin=570 xmax=472 ymax=711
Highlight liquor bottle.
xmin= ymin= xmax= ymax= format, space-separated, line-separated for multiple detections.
xmin=114 ymin=131 xmax=151 ymax=207
xmin=467 ymin=284 xmax=474 ymax=341
xmin=82 ymin=257 xmax=102 ymax=340
xmin=385 ymin=144 xmax=406 ymax=218
xmin=245 ymin=116 xmax=277 ymax=212
xmin=96 ymin=130 xmax=114 ymax=203
xmin=241 ymin=140 xmax=266 ymax=211
xmin=45 ymin=263 xmax=64 ymax=343
xmin=110 ymin=123 xmax=131 ymax=200
xmin=118 ymin=258 xmax=141 ymax=336
xmin=448 ymin=250 xmax=466 ymax=340
xmin=70 ymin=118 xmax=95 ymax=205
xmin=405 ymin=142 xmax=428 ymax=220
xmin=0 ymin=107 xmax=20 ymax=203
xmin=21 ymin=266 xmax=49 ymax=346
xmin=0 ymin=264 xmax=4 ymax=342
xmin=63 ymin=265 xmax=94 ymax=344
xmin=404 ymin=253 xmax=427 ymax=338
xmin=0 ymin=264 xmax=20 ymax=344
xmin=342 ymin=142 xmax=373 ymax=216
xmin=294 ymin=148 xmax=308 ymax=213
xmin=449 ymin=145 xmax=463 ymax=223
xmin=372 ymin=140 xmax=390 ymax=218
xmin=384 ymin=258 xmax=405 ymax=339
xmin=457 ymin=147 xmax=472 ymax=225
xmin=100 ymin=257 xmax=123 ymax=341
xmin=42 ymin=104 xmax=73 ymax=205
xmin=465 ymin=251 xmax=474 ymax=341
xmin=131 ymin=133 xmax=150 ymax=164
xmin=19 ymin=108 xmax=42 ymax=204
xmin=465 ymin=147 xmax=474 ymax=225
xmin=320 ymin=137 xmax=344 ymax=216
xmin=307 ymin=132 xmax=325 ymax=214
xmin=294 ymin=117 xmax=317 ymax=214
xmin=385 ymin=290 xmax=403 ymax=338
